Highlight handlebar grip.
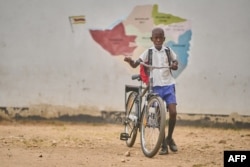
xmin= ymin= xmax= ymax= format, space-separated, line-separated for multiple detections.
xmin=131 ymin=74 xmax=140 ymax=80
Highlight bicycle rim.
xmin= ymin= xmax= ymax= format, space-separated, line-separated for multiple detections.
xmin=140 ymin=95 xmax=166 ymax=157
xmin=125 ymin=92 xmax=139 ymax=147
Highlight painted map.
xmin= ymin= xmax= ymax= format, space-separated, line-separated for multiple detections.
xmin=89 ymin=4 xmax=192 ymax=77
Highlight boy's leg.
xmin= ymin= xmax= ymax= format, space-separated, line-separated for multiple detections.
xmin=159 ymin=104 xmax=177 ymax=154
xmin=166 ymin=103 xmax=178 ymax=152
xmin=159 ymin=131 xmax=168 ymax=155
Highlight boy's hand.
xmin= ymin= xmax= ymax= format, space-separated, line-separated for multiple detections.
xmin=124 ymin=57 xmax=132 ymax=63
xmin=171 ymin=60 xmax=178 ymax=70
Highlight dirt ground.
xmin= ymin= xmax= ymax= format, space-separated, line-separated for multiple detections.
xmin=0 ymin=121 xmax=249 ymax=167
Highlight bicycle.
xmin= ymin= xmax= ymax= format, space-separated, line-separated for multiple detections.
xmin=120 ymin=62 xmax=169 ymax=158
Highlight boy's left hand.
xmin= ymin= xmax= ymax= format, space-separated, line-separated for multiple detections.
xmin=171 ymin=60 xmax=178 ymax=70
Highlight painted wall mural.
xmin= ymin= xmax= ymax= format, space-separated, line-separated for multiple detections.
xmin=89 ymin=4 xmax=192 ymax=78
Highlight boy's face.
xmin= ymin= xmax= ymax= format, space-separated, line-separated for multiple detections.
xmin=150 ymin=30 xmax=165 ymax=50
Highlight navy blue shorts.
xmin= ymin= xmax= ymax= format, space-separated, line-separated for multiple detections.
xmin=153 ymin=84 xmax=177 ymax=105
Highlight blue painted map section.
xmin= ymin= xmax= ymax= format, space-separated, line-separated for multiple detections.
xmin=167 ymin=30 xmax=192 ymax=78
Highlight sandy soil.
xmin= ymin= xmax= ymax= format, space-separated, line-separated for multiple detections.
xmin=0 ymin=121 xmax=249 ymax=167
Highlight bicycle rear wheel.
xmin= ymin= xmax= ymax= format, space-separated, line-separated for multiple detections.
xmin=140 ymin=95 xmax=166 ymax=157
xmin=124 ymin=91 xmax=139 ymax=147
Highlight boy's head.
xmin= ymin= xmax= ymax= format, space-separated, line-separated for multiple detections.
xmin=151 ymin=28 xmax=165 ymax=50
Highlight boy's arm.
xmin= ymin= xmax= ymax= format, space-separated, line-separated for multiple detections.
xmin=169 ymin=48 xmax=178 ymax=70
xmin=124 ymin=57 xmax=142 ymax=68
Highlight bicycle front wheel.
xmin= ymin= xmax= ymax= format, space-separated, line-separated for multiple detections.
xmin=125 ymin=91 xmax=139 ymax=147
xmin=140 ymin=95 xmax=166 ymax=158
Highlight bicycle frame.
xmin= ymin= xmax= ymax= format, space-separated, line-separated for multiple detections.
xmin=124 ymin=75 xmax=150 ymax=132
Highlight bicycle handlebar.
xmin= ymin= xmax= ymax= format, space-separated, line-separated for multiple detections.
xmin=130 ymin=63 xmax=170 ymax=81
xmin=140 ymin=62 xmax=170 ymax=70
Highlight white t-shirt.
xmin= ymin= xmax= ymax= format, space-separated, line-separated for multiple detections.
xmin=139 ymin=46 xmax=177 ymax=86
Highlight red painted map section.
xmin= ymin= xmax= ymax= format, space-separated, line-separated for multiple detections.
xmin=89 ymin=23 xmax=137 ymax=56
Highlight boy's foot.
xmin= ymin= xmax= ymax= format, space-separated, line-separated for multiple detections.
xmin=166 ymin=138 xmax=178 ymax=152
xmin=159 ymin=148 xmax=168 ymax=155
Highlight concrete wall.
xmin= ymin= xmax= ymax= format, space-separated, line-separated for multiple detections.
xmin=0 ymin=0 xmax=250 ymax=115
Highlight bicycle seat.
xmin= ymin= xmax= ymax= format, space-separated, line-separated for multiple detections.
xmin=131 ymin=74 xmax=141 ymax=81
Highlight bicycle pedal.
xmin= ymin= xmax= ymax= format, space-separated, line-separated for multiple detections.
xmin=120 ymin=133 xmax=129 ymax=141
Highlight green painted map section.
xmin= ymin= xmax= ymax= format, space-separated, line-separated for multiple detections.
xmin=152 ymin=5 xmax=186 ymax=25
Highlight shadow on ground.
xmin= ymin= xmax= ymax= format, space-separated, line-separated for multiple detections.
xmin=0 ymin=107 xmax=250 ymax=129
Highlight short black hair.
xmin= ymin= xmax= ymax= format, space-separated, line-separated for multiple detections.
xmin=152 ymin=27 xmax=165 ymax=36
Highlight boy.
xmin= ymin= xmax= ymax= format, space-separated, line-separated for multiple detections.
xmin=124 ymin=27 xmax=178 ymax=155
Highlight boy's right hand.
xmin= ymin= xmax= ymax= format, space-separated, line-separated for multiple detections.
xmin=124 ymin=57 xmax=132 ymax=63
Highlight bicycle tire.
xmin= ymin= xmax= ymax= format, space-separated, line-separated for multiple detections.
xmin=124 ymin=91 xmax=139 ymax=147
xmin=140 ymin=95 xmax=166 ymax=157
